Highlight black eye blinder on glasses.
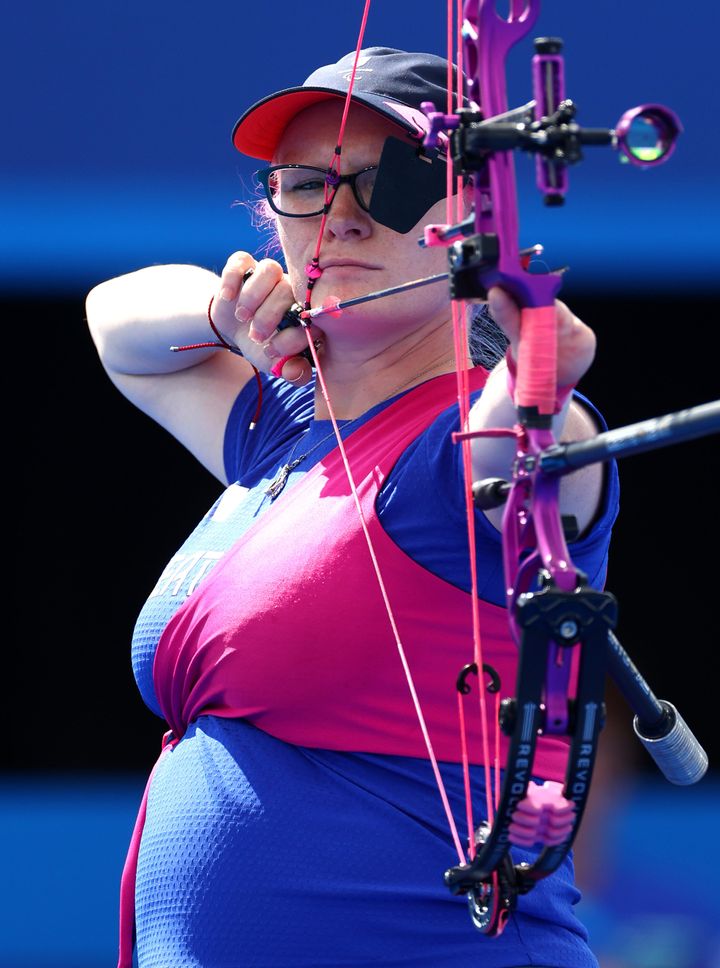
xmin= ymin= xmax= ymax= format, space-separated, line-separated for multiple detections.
xmin=368 ymin=136 xmax=454 ymax=234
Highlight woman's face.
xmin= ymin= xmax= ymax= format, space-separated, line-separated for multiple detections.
xmin=272 ymin=101 xmax=457 ymax=349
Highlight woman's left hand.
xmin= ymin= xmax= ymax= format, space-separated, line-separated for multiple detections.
xmin=487 ymin=286 xmax=597 ymax=390
xmin=474 ymin=286 xmax=603 ymax=533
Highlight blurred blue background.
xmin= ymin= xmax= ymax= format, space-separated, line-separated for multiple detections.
xmin=2 ymin=772 xmax=720 ymax=967
xmin=2 ymin=0 xmax=718 ymax=295
xmin=4 ymin=1 xmax=718 ymax=966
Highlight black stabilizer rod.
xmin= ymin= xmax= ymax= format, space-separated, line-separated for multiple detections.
xmin=472 ymin=478 xmax=512 ymax=510
xmin=539 ymin=400 xmax=720 ymax=475
xmin=606 ymin=630 xmax=708 ymax=785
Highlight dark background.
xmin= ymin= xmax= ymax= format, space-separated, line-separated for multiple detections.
xmin=11 ymin=290 xmax=717 ymax=778
xmin=5 ymin=0 xmax=716 ymax=777
xmin=3 ymin=1 xmax=719 ymax=965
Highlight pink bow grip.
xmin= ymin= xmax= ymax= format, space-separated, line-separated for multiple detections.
xmin=515 ymin=305 xmax=557 ymax=415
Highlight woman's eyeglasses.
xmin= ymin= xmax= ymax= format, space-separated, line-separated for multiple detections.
xmin=256 ymin=165 xmax=378 ymax=218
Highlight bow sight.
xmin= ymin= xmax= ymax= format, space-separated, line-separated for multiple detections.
xmin=422 ymin=35 xmax=682 ymax=304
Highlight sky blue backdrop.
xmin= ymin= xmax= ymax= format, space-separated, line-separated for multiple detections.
xmin=2 ymin=0 xmax=717 ymax=295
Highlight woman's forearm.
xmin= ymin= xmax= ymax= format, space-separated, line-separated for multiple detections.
xmin=86 ymin=263 xmax=225 ymax=376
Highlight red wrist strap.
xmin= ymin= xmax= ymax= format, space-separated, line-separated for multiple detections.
xmin=169 ymin=296 xmax=244 ymax=356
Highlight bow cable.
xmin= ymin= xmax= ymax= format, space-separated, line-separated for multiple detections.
xmin=297 ymin=0 xmax=468 ymax=865
xmin=445 ymin=0 xmax=499 ymax=860
xmin=300 ymin=0 xmax=372 ymax=312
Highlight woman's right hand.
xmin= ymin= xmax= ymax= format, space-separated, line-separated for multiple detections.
xmin=85 ymin=254 xmax=323 ymax=482
xmin=213 ymin=252 xmax=323 ymax=387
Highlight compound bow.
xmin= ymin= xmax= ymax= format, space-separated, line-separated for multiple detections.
xmin=281 ymin=0 xmax=718 ymax=936
xmin=423 ymin=0 xmax=713 ymax=933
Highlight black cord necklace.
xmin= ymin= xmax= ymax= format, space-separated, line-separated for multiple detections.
xmin=264 ymin=422 xmax=354 ymax=500
xmin=264 ymin=354 xmax=457 ymax=501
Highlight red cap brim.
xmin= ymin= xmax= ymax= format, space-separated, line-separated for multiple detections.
xmin=232 ymin=87 xmax=418 ymax=161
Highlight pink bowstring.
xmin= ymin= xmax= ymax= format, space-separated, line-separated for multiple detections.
xmin=447 ymin=0 xmax=498 ymax=844
xmin=282 ymin=0 xmax=469 ymax=867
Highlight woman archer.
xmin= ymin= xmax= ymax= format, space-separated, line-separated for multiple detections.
xmin=87 ymin=46 xmax=616 ymax=968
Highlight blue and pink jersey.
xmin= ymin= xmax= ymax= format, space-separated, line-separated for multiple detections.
xmin=122 ymin=370 xmax=617 ymax=967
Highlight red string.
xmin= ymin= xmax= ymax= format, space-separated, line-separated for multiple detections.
xmin=306 ymin=331 xmax=466 ymax=864
xmin=171 ymin=296 xmax=263 ymax=428
xmin=447 ymin=0 xmax=497 ymax=840
xmin=205 ymin=297 xmax=264 ymax=427
xmin=301 ymin=0 xmax=373 ymax=312
xmin=294 ymin=0 xmax=469 ymax=865
xmin=457 ymin=690 xmax=476 ymax=860
xmin=291 ymin=0 xmax=537 ymax=869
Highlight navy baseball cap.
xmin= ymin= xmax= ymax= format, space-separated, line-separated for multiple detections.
xmin=232 ymin=47 xmax=467 ymax=161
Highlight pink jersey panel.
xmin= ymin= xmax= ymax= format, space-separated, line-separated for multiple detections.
xmin=153 ymin=370 xmax=569 ymax=779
